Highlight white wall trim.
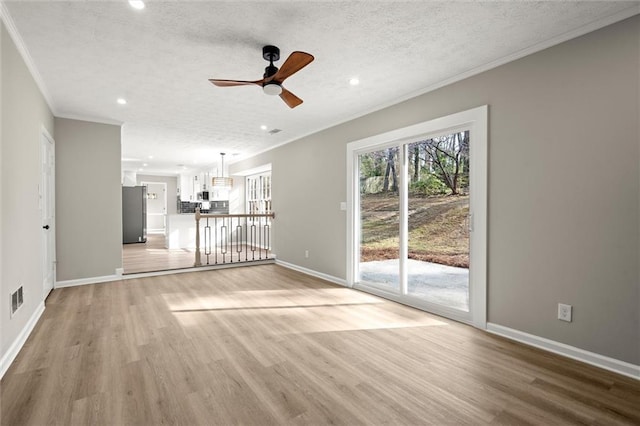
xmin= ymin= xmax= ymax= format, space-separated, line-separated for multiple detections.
xmin=0 ymin=302 xmax=45 ymax=379
xmin=55 ymin=261 xmax=276 ymax=287
xmin=119 ymin=260 xmax=275 ymax=280
xmin=55 ymin=274 xmax=122 ymax=288
xmin=231 ymin=163 xmax=272 ymax=176
xmin=0 ymin=3 xmax=55 ymax=113
xmin=487 ymin=323 xmax=640 ymax=380
xmin=54 ymin=113 xmax=123 ymax=127
xmin=276 ymin=260 xmax=347 ymax=287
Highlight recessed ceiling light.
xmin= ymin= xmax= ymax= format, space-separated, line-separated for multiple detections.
xmin=349 ymin=77 xmax=360 ymax=86
xmin=138 ymin=168 xmax=143 ymax=171
xmin=143 ymin=163 xmax=148 ymax=167
xmin=117 ymin=98 xmax=127 ymax=105
xmin=260 ymin=125 xmax=268 ymax=131
xmin=129 ymin=0 xmax=145 ymax=10
xmin=148 ymin=155 xmax=153 ymax=159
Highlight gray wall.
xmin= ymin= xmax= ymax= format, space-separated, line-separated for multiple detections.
xmin=136 ymin=174 xmax=178 ymax=215
xmin=1 ymin=23 xmax=54 ymax=359
xmin=231 ymin=16 xmax=639 ymax=365
xmin=55 ymin=118 xmax=122 ymax=281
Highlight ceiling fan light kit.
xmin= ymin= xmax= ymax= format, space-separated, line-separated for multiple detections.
xmin=209 ymin=45 xmax=314 ymax=108
xmin=263 ymin=83 xmax=282 ymax=96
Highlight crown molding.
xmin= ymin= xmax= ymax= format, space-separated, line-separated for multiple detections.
xmin=55 ymin=112 xmax=123 ymax=127
xmin=234 ymin=5 xmax=640 ymax=165
xmin=0 ymin=2 xmax=56 ymax=114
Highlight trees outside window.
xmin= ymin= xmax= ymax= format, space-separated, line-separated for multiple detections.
xmin=359 ymin=131 xmax=469 ymax=197
xmin=415 ymin=131 xmax=469 ymax=196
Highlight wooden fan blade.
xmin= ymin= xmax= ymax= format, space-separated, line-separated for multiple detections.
xmin=269 ymin=51 xmax=314 ymax=84
xmin=209 ymin=79 xmax=263 ymax=87
xmin=279 ymin=88 xmax=303 ymax=108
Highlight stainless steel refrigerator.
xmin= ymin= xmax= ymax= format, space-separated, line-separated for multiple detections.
xmin=122 ymin=186 xmax=147 ymax=244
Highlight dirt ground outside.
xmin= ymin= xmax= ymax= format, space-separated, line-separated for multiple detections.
xmin=360 ymin=193 xmax=469 ymax=268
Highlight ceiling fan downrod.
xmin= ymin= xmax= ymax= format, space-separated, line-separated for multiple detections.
xmin=262 ymin=45 xmax=282 ymax=95
xmin=262 ymin=45 xmax=280 ymax=78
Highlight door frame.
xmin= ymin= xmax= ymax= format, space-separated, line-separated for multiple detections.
xmin=40 ymin=126 xmax=56 ymax=297
xmin=346 ymin=105 xmax=488 ymax=328
xmin=141 ymin=181 xmax=167 ymax=233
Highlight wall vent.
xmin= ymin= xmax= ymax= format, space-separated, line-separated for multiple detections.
xmin=10 ymin=286 xmax=24 ymax=317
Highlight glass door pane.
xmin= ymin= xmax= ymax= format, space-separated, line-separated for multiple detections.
xmin=406 ymin=134 xmax=470 ymax=311
xmin=358 ymin=147 xmax=400 ymax=291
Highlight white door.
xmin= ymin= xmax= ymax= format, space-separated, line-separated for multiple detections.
xmin=143 ymin=181 xmax=167 ymax=233
xmin=41 ymin=129 xmax=55 ymax=297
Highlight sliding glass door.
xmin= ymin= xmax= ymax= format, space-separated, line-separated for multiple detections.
xmin=347 ymin=107 xmax=486 ymax=326
xmin=358 ymin=147 xmax=400 ymax=291
xmin=405 ymin=136 xmax=470 ymax=312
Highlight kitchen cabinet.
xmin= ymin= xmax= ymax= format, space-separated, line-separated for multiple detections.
xmin=180 ymin=172 xmax=215 ymax=201
xmin=198 ymin=172 xmax=211 ymax=193
xmin=179 ymin=174 xmax=195 ymax=201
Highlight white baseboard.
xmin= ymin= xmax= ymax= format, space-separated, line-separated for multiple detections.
xmin=56 ymin=261 xmax=277 ymax=285
xmin=55 ymin=274 xmax=122 ymax=288
xmin=119 ymin=259 xmax=275 ymax=280
xmin=0 ymin=301 xmax=45 ymax=379
xmin=275 ymin=259 xmax=347 ymax=287
xmin=486 ymin=323 xmax=639 ymax=380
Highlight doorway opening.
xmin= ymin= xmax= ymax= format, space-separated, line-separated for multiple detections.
xmin=141 ymin=181 xmax=167 ymax=234
xmin=347 ymin=106 xmax=487 ymax=327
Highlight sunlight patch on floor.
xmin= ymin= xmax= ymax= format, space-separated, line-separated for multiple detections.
xmin=162 ymin=287 xmax=383 ymax=312
xmin=166 ymin=287 xmax=449 ymax=332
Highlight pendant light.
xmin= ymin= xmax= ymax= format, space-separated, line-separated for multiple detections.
xmin=212 ymin=153 xmax=233 ymax=188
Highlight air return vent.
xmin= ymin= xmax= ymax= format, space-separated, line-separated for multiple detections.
xmin=268 ymin=129 xmax=282 ymax=135
xmin=10 ymin=286 xmax=24 ymax=317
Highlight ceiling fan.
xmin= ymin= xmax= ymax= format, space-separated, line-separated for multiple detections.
xmin=209 ymin=45 xmax=314 ymax=109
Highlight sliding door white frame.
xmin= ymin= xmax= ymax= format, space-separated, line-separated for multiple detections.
xmin=346 ymin=105 xmax=488 ymax=329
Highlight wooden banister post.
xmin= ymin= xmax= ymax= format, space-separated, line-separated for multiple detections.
xmin=194 ymin=207 xmax=202 ymax=267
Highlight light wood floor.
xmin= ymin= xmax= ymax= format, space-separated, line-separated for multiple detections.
xmin=122 ymin=234 xmax=197 ymax=274
xmin=2 ymin=265 xmax=639 ymax=425
xmin=122 ymin=234 xmax=274 ymax=274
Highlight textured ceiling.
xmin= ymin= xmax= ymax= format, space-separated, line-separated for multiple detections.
xmin=3 ymin=1 xmax=638 ymax=175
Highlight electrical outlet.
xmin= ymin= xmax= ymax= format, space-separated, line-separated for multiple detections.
xmin=304 ymin=250 xmax=309 ymax=258
xmin=558 ymin=303 xmax=572 ymax=322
